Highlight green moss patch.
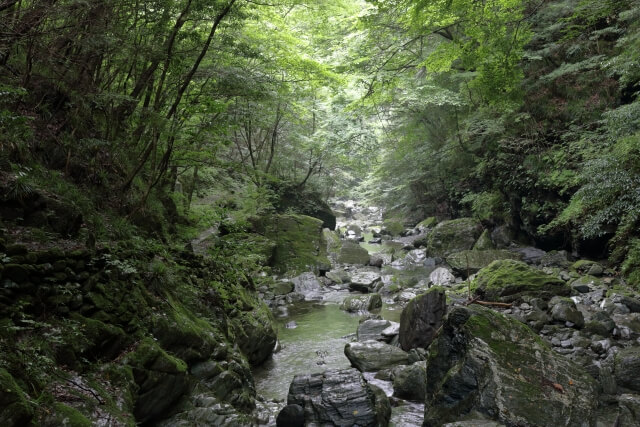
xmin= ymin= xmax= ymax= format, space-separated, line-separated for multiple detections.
xmin=474 ymin=259 xmax=570 ymax=302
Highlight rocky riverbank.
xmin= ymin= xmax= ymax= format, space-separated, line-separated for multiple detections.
xmin=260 ymin=200 xmax=640 ymax=426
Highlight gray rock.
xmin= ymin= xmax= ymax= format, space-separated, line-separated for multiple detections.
xmin=357 ymin=319 xmax=392 ymax=342
xmin=511 ymin=246 xmax=546 ymax=264
xmin=491 ymin=225 xmax=515 ymax=249
xmin=276 ymin=404 xmax=304 ymax=427
xmin=426 ymin=218 xmax=482 ymax=257
xmin=550 ymin=298 xmax=585 ymax=328
xmin=392 ymin=362 xmax=427 ymax=401
xmin=338 ymin=241 xmax=370 ymax=265
xmin=399 ymin=287 xmax=446 ymax=351
xmin=540 ymin=250 xmax=570 ymax=268
xmin=615 ymin=347 xmax=640 ymax=392
xmin=424 ymin=306 xmax=598 ymax=427
xmin=286 ymin=368 xmax=389 ymax=427
xmin=429 ymin=267 xmax=455 ymax=286
xmin=291 ymin=272 xmax=323 ymax=301
xmin=340 ymin=294 xmax=382 ymax=313
xmin=381 ymin=322 xmax=400 ymax=338
xmin=344 ymin=340 xmax=409 ymax=372
xmin=326 ymin=269 xmax=350 ymax=284
xmin=349 ymin=271 xmax=382 ymax=293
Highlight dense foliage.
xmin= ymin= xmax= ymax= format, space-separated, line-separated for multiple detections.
xmin=1 ymin=0 xmax=639 ymax=271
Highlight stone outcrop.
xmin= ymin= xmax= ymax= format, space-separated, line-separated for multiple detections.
xmin=340 ymin=294 xmax=382 ymax=313
xmin=424 ymin=305 xmax=598 ymax=427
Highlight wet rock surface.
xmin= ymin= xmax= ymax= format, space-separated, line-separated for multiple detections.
xmin=284 ymin=368 xmax=390 ymax=426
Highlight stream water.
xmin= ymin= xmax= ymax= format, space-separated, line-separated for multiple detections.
xmin=253 ymin=299 xmax=425 ymax=426
xmin=252 ymin=202 xmax=431 ymax=425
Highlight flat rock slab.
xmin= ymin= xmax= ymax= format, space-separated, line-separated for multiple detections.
xmin=357 ymin=319 xmax=392 ymax=342
xmin=345 ymin=340 xmax=409 ymax=372
xmin=349 ymin=271 xmax=382 ymax=292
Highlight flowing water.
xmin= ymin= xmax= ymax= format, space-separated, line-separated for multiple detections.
xmin=253 ymin=298 xmax=425 ymax=426
xmin=253 ymin=203 xmax=425 ymax=425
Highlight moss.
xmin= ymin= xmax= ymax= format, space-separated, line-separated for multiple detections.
xmin=417 ymin=217 xmax=438 ymax=229
xmin=51 ymin=403 xmax=92 ymax=427
xmin=383 ymin=219 xmax=405 ymax=236
xmin=472 ymin=229 xmax=494 ymax=250
xmin=126 ymin=337 xmax=187 ymax=374
xmin=446 ymin=249 xmax=521 ymax=275
xmin=0 ymin=368 xmax=34 ymax=426
xmin=427 ymin=218 xmax=482 ymax=257
xmin=474 ymin=259 xmax=570 ymax=302
xmin=571 ymin=259 xmax=598 ymax=272
xmin=217 ymin=233 xmax=276 ymax=266
xmin=260 ymin=214 xmax=330 ymax=275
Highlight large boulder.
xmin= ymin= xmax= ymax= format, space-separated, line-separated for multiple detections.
xmin=614 ymin=347 xmax=640 ymax=392
xmin=424 ymin=305 xmax=598 ymax=427
xmin=285 ymin=368 xmax=390 ymax=426
xmin=255 ymin=214 xmax=331 ymax=275
xmin=231 ymin=303 xmax=277 ymax=366
xmin=446 ymin=250 xmax=521 ymax=277
xmin=399 ymin=287 xmax=447 ymax=351
xmin=338 ymin=241 xmax=370 ymax=265
xmin=345 ymin=340 xmax=410 ymax=372
xmin=427 ymin=218 xmax=482 ymax=257
xmin=474 ymin=259 xmax=570 ymax=303
xmin=393 ymin=362 xmax=427 ymax=402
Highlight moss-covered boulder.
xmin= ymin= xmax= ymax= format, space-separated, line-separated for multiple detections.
xmin=427 ymin=218 xmax=482 ymax=257
xmin=473 ymin=230 xmax=495 ymax=250
xmin=230 ymin=302 xmax=277 ymax=366
xmin=125 ymin=337 xmax=189 ymax=424
xmin=446 ymin=250 xmax=521 ymax=276
xmin=571 ymin=260 xmax=604 ymax=276
xmin=474 ymin=259 xmax=570 ymax=302
xmin=614 ymin=347 xmax=640 ymax=392
xmin=424 ymin=306 xmax=598 ymax=427
xmin=0 ymin=368 xmax=33 ymax=427
xmin=258 ymin=214 xmax=331 ymax=275
xmin=338 ymin=241 xmax=370 ymax=265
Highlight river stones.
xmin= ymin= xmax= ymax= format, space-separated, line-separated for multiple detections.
xmin=424 ymin=305 xmax=598 ymax=427
xmin=474 ymin=259 xmax=570 ymax=303
xmin=340 ymin=294 xmax=382 ymax=313
xmin=345 ymin=340 xmax=409 ymax=372
xmin=349 ymin=270 xmax=382 ymax=292
xmin=429 ymin=267 xmax=455 ymax=286
xmin=399 ymin=287 xmax=446 ymax=351
xmin=549 ymin=297 xmax=584 ymax=328
xmin=284 ymin=368 xmax=390 ymax=426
